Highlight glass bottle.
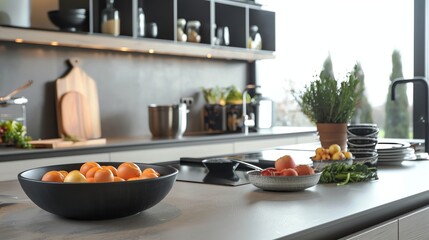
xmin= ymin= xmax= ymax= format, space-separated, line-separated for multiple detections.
xmin=137 ymin=7 xmax=145 ymax=37
xmin=186 ymin=20 xmax=201 ymax=43
xmin=101 ymin=0 xmax=120 ymax=36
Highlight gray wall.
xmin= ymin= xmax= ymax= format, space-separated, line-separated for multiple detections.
xmin=0 ymin=42 xmax=248 ymax=139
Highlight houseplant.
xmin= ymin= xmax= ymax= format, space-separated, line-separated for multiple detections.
xmin=294 ymin=62 xmax=362 ymax=149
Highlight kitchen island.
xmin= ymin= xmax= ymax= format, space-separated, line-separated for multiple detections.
xmin=0 ymin=127 xmax=317 ymax=181
xmin=2 ymin=160 xmax=429 ymax=239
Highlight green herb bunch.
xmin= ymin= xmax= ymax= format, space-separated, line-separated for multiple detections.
xmin=294 ymin=64 xmax=363 ymax=123
xmin=319 ymin=162 xmax=378 ymax=185
xmin=0 ymin=120 xmax=32 ymax=148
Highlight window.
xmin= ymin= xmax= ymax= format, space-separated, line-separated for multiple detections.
xmin=257 ymin=0 xmax=414 ymax=139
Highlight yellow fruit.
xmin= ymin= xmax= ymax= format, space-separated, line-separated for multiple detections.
xmin=344 ymin=151 xmax=353 ymax=159
xmin=332 ymin=151 xmax=345 ymax=160
xmin=328 ymin=144 xmax=341 ymax=155
xmin=313 ymin=154 xmax=322 ymax=160
xmin=315 ymin=147 xmax=325 ymax=156
xmin=64 ymin=170 xmax=87 ymax=183
xmin=321 ymin=154 xmax=330 ymax=160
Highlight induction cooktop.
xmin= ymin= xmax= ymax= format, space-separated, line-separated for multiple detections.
xmin=163 ymin=149 xmax=313 ymax=186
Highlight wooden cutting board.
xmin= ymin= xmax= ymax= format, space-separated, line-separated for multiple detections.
xmin=29 ymin=138 xmax=106 ymax=149
xmin=60 ymin=91 xmax=92 ymax=139
xmin=56 ymin=58 xmax=101 ymax=139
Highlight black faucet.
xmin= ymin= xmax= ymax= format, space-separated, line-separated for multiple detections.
xmin=391 ymin=77 xmax=429 ymax=152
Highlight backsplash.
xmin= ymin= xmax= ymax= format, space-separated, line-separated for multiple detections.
xmin=0 ymin=42 xmax=248 ymax=139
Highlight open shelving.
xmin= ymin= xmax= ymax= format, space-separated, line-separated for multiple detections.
xmin=0 ymin=0 xmax=275 ymax=61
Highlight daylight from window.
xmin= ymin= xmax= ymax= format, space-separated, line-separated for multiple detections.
xmin=257 ymin=0 xmax=414 ymax=138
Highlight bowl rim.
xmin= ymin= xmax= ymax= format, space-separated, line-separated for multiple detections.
xmin=246 ymin=169 xmax=322 ymax=178
xmin=17 ymin=162 xmax=178 ymax=184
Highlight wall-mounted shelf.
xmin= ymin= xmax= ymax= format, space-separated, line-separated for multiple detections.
xmin=0 ymin=0 xmax=275 ymax=61
xmin=0 ymin=26 xmax=274 ymax=61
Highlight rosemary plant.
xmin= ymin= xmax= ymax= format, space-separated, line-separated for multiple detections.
xmin=294 ymin=64 xmax=362 ymax=124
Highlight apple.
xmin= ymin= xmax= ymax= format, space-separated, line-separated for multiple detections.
xmin=261 ymin=167 xmax=276 ymax=176
xmin=275 ymin=155 xmax=296 ymax=171
xmin=295 ymin=165 xmax=315 ymax=176
xmin=280 ymin=168 xmax=298 ymax=176
xmin=64 ymin=170 xmax=87 ymax=183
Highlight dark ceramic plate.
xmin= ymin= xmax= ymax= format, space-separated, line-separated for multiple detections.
xmin=18 ymin=162 xmax=178 ymax=220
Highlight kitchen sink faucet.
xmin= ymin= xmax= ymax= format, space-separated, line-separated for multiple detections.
xmin=242 ymin=84 xmax=260 ymax=134
xmin=391 ymin=77 xmax=429 ymax=153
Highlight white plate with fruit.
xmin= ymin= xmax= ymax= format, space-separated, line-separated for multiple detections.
xmin=246 ymin=155 xmax=321 ymax=192
xmin=311 ymin=144 xmax=354 ymax=172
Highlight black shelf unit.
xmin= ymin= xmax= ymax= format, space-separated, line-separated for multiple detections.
xmin=27 ymin=0 xmax=276 ymax=60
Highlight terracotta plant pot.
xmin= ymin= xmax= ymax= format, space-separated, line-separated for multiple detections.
xmin=316 ymin=123 xmax=348 ymax=150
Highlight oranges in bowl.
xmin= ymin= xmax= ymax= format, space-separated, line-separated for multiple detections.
xmin=40 ymin=162 xmax=161 ymax=183
xmin=18 ymin=162 xmax=178 ymax=220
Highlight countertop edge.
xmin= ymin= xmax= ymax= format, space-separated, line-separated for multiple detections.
xmin=0 ymin=127 xmax=317 ymax=162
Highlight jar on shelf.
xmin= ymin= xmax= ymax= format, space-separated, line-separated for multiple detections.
xmin=101 ymin=0 xmax=120 ymax=36
xmin=137 ymin=7 xmax=145 ymax=37
xmin=186 ymin=20 xmax=201 ymax=43
xmin=177 ymin=18 xmax=187 ymax=42
xmin=0 ymin=97 xmax=28 ymax=128
xmin=146 ymin=22 xmax=158 ymax=38
xmin=248 ymin=25 xmax=262 ymax=50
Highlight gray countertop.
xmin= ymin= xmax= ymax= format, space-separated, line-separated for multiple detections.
xmin=0 ymin=127 xmax=316 ymax=162
xmin=1 ymin=160 xmax=429 ymax=240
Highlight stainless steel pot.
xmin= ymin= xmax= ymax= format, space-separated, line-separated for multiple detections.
xmin=148 ymin=104 xmax=187 ymax=138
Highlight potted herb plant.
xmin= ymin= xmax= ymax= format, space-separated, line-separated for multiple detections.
xmin=294 ymin=62 xmax=362 ymax=150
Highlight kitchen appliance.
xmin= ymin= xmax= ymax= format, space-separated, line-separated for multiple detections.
xmin=253 ymin=93 xmax=273 ymax=129
xmin=167 ymin=149 xmax=313 ymax=186
xmin=148 ymin=103 xmax=187 ymax=138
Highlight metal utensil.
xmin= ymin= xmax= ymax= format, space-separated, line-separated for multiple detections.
xmin=0 ymin=80 xmax=33 ymax=102
xmin=202 ymin=158 xmax=263 ymax=174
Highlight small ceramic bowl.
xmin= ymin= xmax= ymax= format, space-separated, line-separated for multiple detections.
xmin=311 ymin=158 xmax=353 ymax=172
xmin=347 ymin=124 xmax=379 ymax=137
xmin=246 ymin=170 xmax=321 ymax=191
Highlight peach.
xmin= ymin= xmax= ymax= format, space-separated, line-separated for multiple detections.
xmin=275 ymin=155 xmax=296 ymax=171
xmin=280 ymin=168 xmax=298 ymax=176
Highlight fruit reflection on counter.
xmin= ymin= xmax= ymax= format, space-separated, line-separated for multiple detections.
xmin=41 ymin=162 xmax=160 ymax=183
xmin=260 ymin=155 xmax=315 ymax=176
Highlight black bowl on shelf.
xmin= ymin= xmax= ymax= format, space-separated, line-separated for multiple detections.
xmin=18 ymin=162 xmax=178 ymax=220
xmin=48 ymin=9 xmax=87 ymax=32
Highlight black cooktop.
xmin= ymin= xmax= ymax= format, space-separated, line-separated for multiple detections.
xmin=164 ymin=149 xmax=313 ymax=186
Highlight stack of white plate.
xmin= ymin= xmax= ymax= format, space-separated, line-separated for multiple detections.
xmin=376 ymin=141 xmax=417 ymax=163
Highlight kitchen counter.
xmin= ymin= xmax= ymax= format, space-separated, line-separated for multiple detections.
xmin=2 ymin=160 xmax=429 ymax=239
xmin=0 ymin=127 xmax=316 ymax=162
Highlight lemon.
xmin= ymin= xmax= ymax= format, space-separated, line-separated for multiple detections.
xmin=328 ymin=144 xmax=341 ymax=155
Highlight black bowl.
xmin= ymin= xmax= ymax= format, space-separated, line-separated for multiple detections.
xmin=18 ymin=162 xmax=178 ymax=220
xmin=48 ymin=9 xmax=87 ymax=32
xmin=347 ymin=124 xmax=379 ymax=137
xmin=348 ymin=137 xmax=378 ymax=145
